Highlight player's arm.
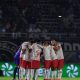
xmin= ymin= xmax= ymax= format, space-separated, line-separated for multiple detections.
xmin=37 ymin=44 xmax=43 ymax=49
xmin=53 ymin=45 xmax=60 ymax=51
xmin=57 ymin=43 xmax=61 ymax=50
xmin=21 ymin=45 xmax=27 ymax=54
xmin=56 ymin=45 xmax=60 ymax=50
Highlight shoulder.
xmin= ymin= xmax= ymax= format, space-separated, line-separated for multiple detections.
xmin=57 ymin=42 xmax=62 ymax=47
xmin=21 ymin=42 xmax=28 ymax=48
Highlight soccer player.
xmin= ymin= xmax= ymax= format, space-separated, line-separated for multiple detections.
xmin=29 ymin=40 xmax=42 ymax=80
xmin=19 ymin=42 xmax=30 ymax=80
xmin=52 ymin=40 xmax=64 ymax=80
xmin=13 ymin=47 xmax=21 ymax=80
xmin=50 ymin=41 xmax=58 ymax=80
xmin=42 ymin=41 xmax=51 ymax=80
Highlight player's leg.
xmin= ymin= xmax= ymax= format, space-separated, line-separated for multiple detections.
xmin=43 ymin=68 xmax=46 ymax=79
xmin=30 ymin=69 xmax=34 ymax=80
xmin=51 ymin=59 xmax=58 ymax=80
xmin=30 ymin=69 xmax=38 ymax=80
xmin=19 ymin=67 xmax=24 ymax=80
xmin=25 ymin=69 xmax=30 ymax=80
xmin=19 ymin=58 xmax=25 ymax=80
xmin=25 ymin=61 xmax=31 ymax=80
xmin=34 ymin=61 xmax=40 ymax=80
xmin=44 ymin=60 xmax=51 ymax=80
xmin=57 ymin=69 xmax=62 ymax=80
xmin=17 ymin=67 xmax=19 ymax=80
xmin=29 ymin=60 xmax=35 ymax=80
xmin=13 ymin=66 xmax=18 ymax=80
xmin=51 ymin=69 xmax=57 ymax=80
xmin=47 ymin=69 xmax=51 ymax=80
xmin=30 ymin=60 xmax=40 ymax=80
xmin=44 ymin=69 xmax=51 ymax=80
xmin=57 ymin=59 xmax=64 ymax=80
xmin=42 ymin=60 xmax=45 ymax=78
xmin=19 ymin=57 xmax=22 ymax=80
xmin=33 ymin=69 xmax=38 ymax=80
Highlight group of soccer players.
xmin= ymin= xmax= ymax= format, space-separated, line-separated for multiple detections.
xmin=14 ymin=40 xmax=64 ymax=80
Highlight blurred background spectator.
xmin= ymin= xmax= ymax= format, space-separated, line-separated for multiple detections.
xmin=0 ymin=0 xmax=80 ymax=64
xmin=0 ymin=0 xmax=80 ymax=41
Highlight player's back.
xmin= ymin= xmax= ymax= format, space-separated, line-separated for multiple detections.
xmin=50 ymin=46 xmax=57 ymax=60
xmin=30 ymin=43 xmax=41 ymax=60
xmin=56 ymin=43 xmax=64 ymax=59
xmin=20 ymin=42 xmax=29 ymax=60
xmin=32 ymin=43 xmax=39 ymax=53
xmin=43 ymin=45 xmax=51 ymax=60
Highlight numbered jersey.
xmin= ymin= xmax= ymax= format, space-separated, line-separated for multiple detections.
xmin=30 ymin=43 xmax=41 ymax=61
xmin=43 ymin=45 xmax=51 ymax=60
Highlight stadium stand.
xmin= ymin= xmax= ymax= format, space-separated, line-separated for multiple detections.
xmin=0 ymin=0 xmax=80 ymax=63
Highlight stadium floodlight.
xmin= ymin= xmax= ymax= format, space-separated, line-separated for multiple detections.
xmin=58 ymin=15 xmax=62 ymax=18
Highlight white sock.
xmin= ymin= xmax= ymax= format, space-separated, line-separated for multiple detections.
xmin=43 ymin=68 xmax=46 ymax=78
xmin=47 ymin=69 xmax=50 ymax=79
xmin=19 ymin=67 xmax=24 ymax=79
xmin=34 ymin=69 xmax=38 ymax=80
xmin=52 ymin=70 xmax=57 ymax=79
xmin=58 ymin=69 xmax=62 ymax=79
xmin=25 ymin=69 xmax=30 ymax=80
xmin=45 ymin=69 xmax=50 ymax=79
xmin=30 ymin=69 xmax=34 ymax=80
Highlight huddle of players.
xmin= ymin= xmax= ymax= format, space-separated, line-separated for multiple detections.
xmin=19 ymin=40 xmax=64 ymax=80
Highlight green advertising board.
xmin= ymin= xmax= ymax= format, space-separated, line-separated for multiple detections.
xmin=0 ymin=62 xmax=15 ymax=76
xmin=62 ymin=64 xmax=80 ymax=78
xmin=0 ymin=62 xmax=80 ymax=78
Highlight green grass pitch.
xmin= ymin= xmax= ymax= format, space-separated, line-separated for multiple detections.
xmin=0 ymin=77 xmax=80 ymax=80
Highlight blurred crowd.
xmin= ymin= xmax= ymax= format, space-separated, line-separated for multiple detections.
xmin=0 ymin=0 xmax=80 ymax=33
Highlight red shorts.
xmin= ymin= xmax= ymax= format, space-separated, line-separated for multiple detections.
xmin=20 ymin=58 xmax=29 ymax=68
xmin=44 ymin=60 xmax=52 ymax=69
xmin=51 ymin=59 xmax=58 ymax=69
xmin=57 ymin=59 xmax=64 ymax=69
xmin=20 ymin=58 xmax=22 ymax=64
xmin=29 ymin=60 xmax=40 ymax=69
xmin=20 ymin=58 xmax=23 ymax=67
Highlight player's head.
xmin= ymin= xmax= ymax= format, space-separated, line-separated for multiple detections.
xmin=22 ymin=42 xmax=29 ymax=48
xmin=51 ymin=40 xmax=57 ymax=46
xmin=22 ymin=42 xmax=28 ymax=45
xmin=43 ymin=40 xmax=49 ymax=46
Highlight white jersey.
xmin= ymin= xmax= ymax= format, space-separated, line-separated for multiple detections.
xmin=43 ymin=45 xmax=51 ymax=60
xmin=20 ymin=42 xmax=29 ymax=61
xmin=56 ymin=43 xmax=64 ymax=60
xmin=30 ymin=43 xmax=42 ymax=61
xmin=50 ymin=46 xmax=57 ymax=60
